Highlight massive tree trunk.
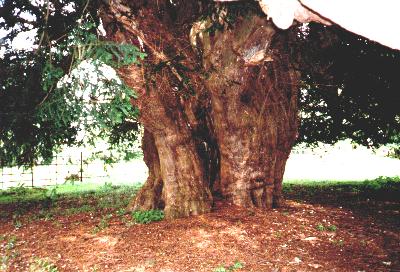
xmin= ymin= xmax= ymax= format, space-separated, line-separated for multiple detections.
xmin=101 ymin=1 xmax=299 ymax=219
xmin=203 ymin=16 xmax=298 ymax=208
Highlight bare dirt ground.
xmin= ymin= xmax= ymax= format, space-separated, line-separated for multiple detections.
xmin=1 ymin=190 xmax=399 ymax=272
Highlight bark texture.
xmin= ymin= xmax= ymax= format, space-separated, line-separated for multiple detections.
xmin=202 ymin=16 xmax=298 ymax=208
xmin=101 ymin=1 xmax=299 ymax=218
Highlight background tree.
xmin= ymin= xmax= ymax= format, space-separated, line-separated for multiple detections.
xmin=296 ymin=24 xmax=400 ymax=147
xmin=1 ymin=0 xmax=399 ymax=218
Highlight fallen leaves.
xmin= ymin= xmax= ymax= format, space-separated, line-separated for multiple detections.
xmin=0 ymin=196 xmax=399 ymax=271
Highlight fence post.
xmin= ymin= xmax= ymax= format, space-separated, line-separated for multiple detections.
xmin=0 ymin=159 xmax=3 ymax=189
xmin=55 ymin=155 xmax=58 ymax=185
xmin=80 ymin=152 xmax=83 ymax=182
xmin=31 ymin=163 xmax=34 ymax=187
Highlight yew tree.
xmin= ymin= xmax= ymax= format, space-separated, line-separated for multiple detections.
xmin=1 ymin=0 xmax=399 ymax=219
xmin=99 ymin=1 xmax=400 ymax=218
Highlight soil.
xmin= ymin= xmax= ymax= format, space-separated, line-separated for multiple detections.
xmin=1 ymin=190 xmax=399 ymax=272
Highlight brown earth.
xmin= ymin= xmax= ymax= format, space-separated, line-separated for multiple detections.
xmin=0 ymin=191 xmax=399 ymax=272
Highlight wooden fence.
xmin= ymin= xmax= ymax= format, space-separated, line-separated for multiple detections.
xmin=0 ymin=152 xmax=109 ymax=189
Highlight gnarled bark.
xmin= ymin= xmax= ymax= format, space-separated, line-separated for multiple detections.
xmin=202 ymin=16 xmax=298 ymax=208
xmin=101 ymin=1 xmax=299 ymax=218
xmin=126 ymin=73 xmax=213 ymax=218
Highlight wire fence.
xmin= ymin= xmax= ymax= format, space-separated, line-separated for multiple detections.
xmin=0 ymin=152 xmax=110 ymax=189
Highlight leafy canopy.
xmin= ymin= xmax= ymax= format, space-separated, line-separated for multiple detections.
xmin=0 ymin=0 xmax=145 ymax=166
xmin=294 ymin=23 xmax=400 ymax=148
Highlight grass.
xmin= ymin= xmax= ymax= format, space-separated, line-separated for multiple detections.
xmin=0 ymin=176 xmax=398 ymax=223
xmin=0 ymin=182 xmax=142 ymax=205
xmin=282 ymin=176 xmax=400 ymax=201
xmin=2 ymin=176 xmax=398 ymax=205
xmin=284 ymin=176 xmax=400 ymax=187
xmin=0 ymin=182 xmax=142 ymax=224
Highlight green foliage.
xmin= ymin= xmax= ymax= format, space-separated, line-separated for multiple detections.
xmin=132 ymin=210 xmax=165 ymax=224
xmin=316 ymin=223 xmax=337 ymax=232
xmin=294 ymin=24 xmax=400 ymax=148
xmin=0 ymin=0 xmax=144 ymax=166
xmin=316 ymin=223 xmax=325 ymax=231
xmin=362 ymin=176 xmax=400 ymax=192
xmin=214 ymin=261 xmax=244 ymax=272
xmin=0 ymin=185 xmax=53 ymax=214
xmin=30 ymin=257 xmax=58 ymax=272
xmin=116 ymin=208 xmax=128 ymax=217
xmin=7 ymin=183 xmax=29 ymax=196
xmin=283 ymin=176 xmax=400 ymax=200
xmin=37 ymin=18 xmax=143 ymax=164
xmin=1 ymin=235 xmax=19 ymax=270
xmin=0 ymin=0 xmax=90 ymax=166
xmin=385 ymin=143 xmax=400 ymax=159
xmin=102 ymin=182 xmax=114 ymax=192
xmin=327 ymin=225 xmax=337 ymax=232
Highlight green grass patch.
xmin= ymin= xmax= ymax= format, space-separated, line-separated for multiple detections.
xmin=0 ymin=187 xmax=50 ymax=205
xmin=283 ymin=176 xmax=400 ymax=200
xmin=0 ymin=182 xmax=141 ymax=221
xmin=0 ymin=182 xmax=141 ymax=205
